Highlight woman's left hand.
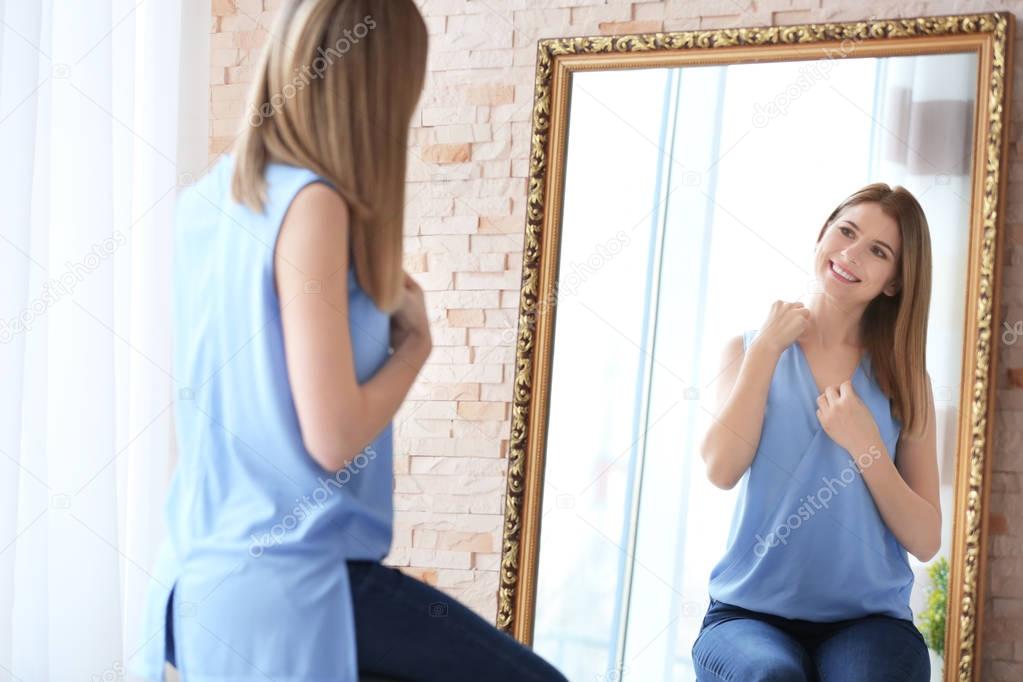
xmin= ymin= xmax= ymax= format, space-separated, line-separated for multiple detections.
xmin=816 ymin=381 xmax=881 ymax=457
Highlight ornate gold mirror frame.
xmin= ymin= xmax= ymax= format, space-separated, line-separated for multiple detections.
xmin=496 ymin=12 xmax=1015 ymax=682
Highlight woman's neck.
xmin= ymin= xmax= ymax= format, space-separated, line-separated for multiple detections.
xmin=801 ymin=293 xmax=868 ymax=349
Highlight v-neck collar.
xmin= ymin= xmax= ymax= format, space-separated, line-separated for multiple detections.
xmin=793 ymin=340 xmax=869 ymax=396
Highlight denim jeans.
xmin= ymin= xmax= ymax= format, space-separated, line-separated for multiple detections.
xmin=691 ymin=597 xmax=930 ymax=682
xmin=346 ymin=560 xmax=567 ymax=682
xmin=165 ymin=561 xmax=567 ymax=681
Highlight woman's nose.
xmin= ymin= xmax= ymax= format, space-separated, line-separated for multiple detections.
xmin=841 ymin=244 xmax=864 ymax=263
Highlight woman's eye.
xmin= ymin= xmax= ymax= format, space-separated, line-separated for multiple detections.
xmin=840 ymin=226 xmax=853 ymax=237
xmin=873 ymin=247 xmax=887 ymax=259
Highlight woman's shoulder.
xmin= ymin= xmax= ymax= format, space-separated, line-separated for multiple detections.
xmin=262 ymin=160 xmax=335 ymax=196
xmin=238 ymin=159 xmax=343 ymax=223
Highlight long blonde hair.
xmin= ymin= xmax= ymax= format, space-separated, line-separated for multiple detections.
xmin=815 ymin=183 xmax=932 ymax=438
xmin=231 ymin=0 xmax=428 ymax=314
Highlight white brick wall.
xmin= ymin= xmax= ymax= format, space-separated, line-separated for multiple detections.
xmin=209 ymin=1 xmax=1023 ymax=678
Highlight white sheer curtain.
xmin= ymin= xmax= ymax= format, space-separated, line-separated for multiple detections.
xmin=0 ymin=1 xmax=208 ymax=679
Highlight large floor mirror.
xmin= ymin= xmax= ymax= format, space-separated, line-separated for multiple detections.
xmin=497 ymin=12 xmax=1014 ymax=682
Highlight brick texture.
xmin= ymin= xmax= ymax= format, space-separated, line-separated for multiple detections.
xmin=209 ymin=1 xmax=1023 ymax=678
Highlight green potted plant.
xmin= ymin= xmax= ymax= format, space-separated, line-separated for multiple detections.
xmin=917 ymin=555 xmax=949 ymax=659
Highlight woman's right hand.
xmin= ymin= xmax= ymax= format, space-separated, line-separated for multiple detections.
xmin=389 ymin=271 xmax=432 ymax=359
xmin=756 ymin=300 xmax=811 ymax=355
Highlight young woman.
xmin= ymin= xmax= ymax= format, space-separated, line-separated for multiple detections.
xmin=692 ymin=184 xmax=940 ymax=681
xmin=132 ymin=2 xmax=567 ymax=680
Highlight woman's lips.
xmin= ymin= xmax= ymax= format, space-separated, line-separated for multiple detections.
xmin=828 ymin=259 xmax=860 ymax=283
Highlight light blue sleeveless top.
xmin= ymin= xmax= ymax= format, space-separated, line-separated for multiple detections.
xmin=131 ymin=155 xmax=392 ymax=681
xmin=708 ymin=328 xmax=913 ymax=622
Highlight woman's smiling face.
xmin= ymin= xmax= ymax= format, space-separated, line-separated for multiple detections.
xmin=816 ymin=201 xmax=902 ymax=302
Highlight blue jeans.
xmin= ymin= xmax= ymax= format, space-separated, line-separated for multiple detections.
xmin=691 ymin=598 xmax=930 ymax=682
xmin=346 ymin=560 xmax=566 ymax=681
xmin=165 ymin=561 xmax=567 ymax=681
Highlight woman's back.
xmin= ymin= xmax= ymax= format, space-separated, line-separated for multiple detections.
xmin=133 ymin=155 xmax=392 ymax=681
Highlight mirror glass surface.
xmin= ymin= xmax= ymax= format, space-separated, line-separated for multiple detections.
xmin=533 ymin=51 xmax=978 ymax=682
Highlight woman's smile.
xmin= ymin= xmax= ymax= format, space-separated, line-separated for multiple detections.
xmin=828 ymin=258 xmax=861 ymax=283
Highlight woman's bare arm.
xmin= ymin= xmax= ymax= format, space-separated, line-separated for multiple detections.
xmin=699 ymin=334 xmax=782 ymax=489
xmin=274 ymin=182 xmax=429 ymax=472
xmin=855 ymin=374 xmax=942 ymax=561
